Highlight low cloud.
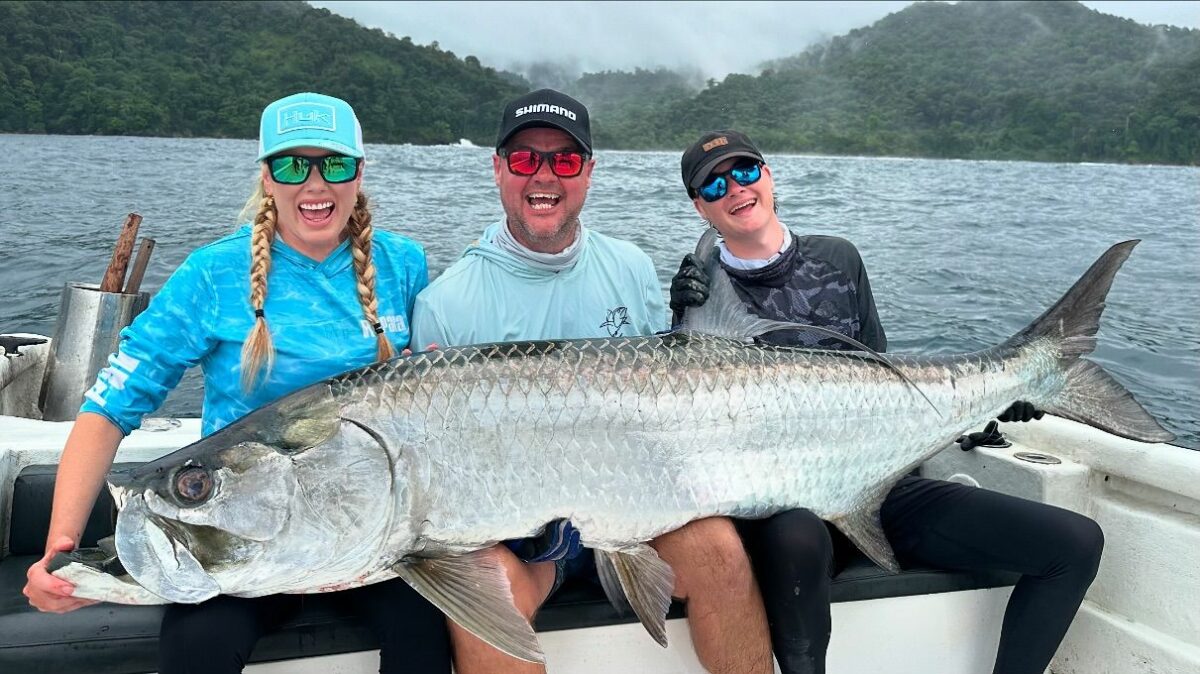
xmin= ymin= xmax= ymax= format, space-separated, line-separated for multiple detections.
xmin=312 ymin=1 xmax=1199 ymax=80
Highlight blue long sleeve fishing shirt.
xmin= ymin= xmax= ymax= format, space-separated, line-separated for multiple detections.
xmin=80 ymin=224 xmax=428 ymax=437
xmin=411 ymin=221 xmax=667 ymax=348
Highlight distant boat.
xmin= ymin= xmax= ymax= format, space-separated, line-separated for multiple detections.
xmin=457 ymin=138 xmax=477 ymax=147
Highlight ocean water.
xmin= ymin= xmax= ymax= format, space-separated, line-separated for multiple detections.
xmin=2 ymin=134 xmax=1197 ymax=448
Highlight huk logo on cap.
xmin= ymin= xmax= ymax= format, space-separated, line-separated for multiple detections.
xmin=514 ymin=103 xmax=578 ymax=121
xmin=702 ymin=136 xmax=729 ymax=152
xmin=277 ymin=103 xmax=337 ymax=134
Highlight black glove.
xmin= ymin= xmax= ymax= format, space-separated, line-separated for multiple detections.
xmin=957 ymin=420 xmax=1010 ymax=451
xmin=997 ymin=400 xmax=1044 ymax=423
xmin=669 ymin=253 xmax=711 ymax=322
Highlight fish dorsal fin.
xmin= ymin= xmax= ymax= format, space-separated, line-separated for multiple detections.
xmin=594 ymin=546 xmax=675 ymax=648
xmin=680 ymin=226 xmax=785 ymax=341
xmin=394 ymin=550 xmax=544 ymax=663
xmin=680 ymin=227 xmax=894 ymax=351
xmin=681 ymin=227 xmax=940 ymax=416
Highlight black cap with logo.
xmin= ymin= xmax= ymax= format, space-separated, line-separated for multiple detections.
xmin=680 ymin=130 xmax=765 ymax=196
xmin=495 ymin=88 xmax=592 ymax=154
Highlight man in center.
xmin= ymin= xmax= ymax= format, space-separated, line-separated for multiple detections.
xmin=410 ymin=89 xmax=773 ymax=674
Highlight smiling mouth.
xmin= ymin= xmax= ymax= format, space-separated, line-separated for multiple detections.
xmin=299 ymin=201 xmax=334 ymax=222
xmin=526 ymin=193 xmax=560 ymax=211
xmin=730 ymin=198 xmax=757 ymax=215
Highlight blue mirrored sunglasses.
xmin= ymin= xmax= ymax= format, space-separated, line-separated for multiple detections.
xmin=697 ymin=161 xmax=762 ymax=202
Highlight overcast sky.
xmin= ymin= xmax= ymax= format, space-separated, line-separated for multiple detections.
xmin=310 ymin=1 xmax=1200 ymax=79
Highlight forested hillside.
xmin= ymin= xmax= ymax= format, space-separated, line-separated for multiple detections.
xmin=2 ymin=1 xmax=1197 ymax=164
xmin=0 ymin=1 xmax=523 ymax=144
xmin=587 ymin=1 xmax=1200 ymax=164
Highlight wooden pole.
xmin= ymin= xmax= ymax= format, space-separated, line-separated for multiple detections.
xmin=123 ymin=238 xmax=156 ymax=295
xmin=99 ymin=213 xmax=142 ymax=293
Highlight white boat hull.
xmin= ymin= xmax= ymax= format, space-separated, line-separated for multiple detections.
xmin=237 ymin=588 xmax=1012 ymax=674
xmin=923 ymin=416 xmax=1200 ymax=674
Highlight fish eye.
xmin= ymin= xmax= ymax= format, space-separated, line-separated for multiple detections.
xmin=174 ymin=467 xmax=214 ymax=503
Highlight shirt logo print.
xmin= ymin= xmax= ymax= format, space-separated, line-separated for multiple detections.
xmin=600 ymin=306 xmax=631 ymax=337
xmin=84 ymin=351 xmax=141 ymax=407
xmin=277 ymin=103 xmax=336 ymax=133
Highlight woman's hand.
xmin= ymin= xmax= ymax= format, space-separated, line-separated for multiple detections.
xmin=23 ymin=535 xmax=96 ymax=613
xmin=402 ymin=342 xmax=438 ymax=357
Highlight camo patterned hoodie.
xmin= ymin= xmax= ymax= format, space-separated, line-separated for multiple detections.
xmin=725 ymin=233 xmax=886 ymax=352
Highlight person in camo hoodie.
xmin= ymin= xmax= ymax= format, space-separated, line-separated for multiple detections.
xmin=669 ymin=128 xmax=1105 ymax=674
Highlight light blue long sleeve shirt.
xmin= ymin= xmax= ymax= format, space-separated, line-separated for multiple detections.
xmin=411 ymin=222 xmax=667 ymax=349
xmin=81 ymin=224 xmax=428 ymax=437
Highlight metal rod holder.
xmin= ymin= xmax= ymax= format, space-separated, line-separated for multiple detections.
xmin=38 ymin=283 xmax=150 ymax=422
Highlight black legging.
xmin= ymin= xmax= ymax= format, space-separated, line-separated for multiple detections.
xmin=158 ymin=577 xmax=451 ymax=674
xmin=738 ymin=476 xmax=1105 ymax=674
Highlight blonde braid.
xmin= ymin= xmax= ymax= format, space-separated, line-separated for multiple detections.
xmin=346 ymin=191 xmax=396 ymax=362
xmin=240 ymin=187 xmax=277 ymax=390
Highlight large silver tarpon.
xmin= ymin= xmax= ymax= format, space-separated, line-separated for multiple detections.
xmin=52 ymin=234 xmax=1173 ymax=663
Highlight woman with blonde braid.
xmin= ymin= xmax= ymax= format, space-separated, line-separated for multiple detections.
xmin=22 ymin=93 xmax=451 ymax=673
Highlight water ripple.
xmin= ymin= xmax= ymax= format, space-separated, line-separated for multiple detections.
xmin=2 ymin=135 xmax=1197 ymax=448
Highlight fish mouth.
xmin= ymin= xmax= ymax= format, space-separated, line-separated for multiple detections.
xmin=47 ymin=538 xmax=126 ymax=577
xmin=114 ymin=495 xmax=221 ymax=603
xmin=107 ymin=471 xmax=135 ymax=510
xmin=47 ymin=541 xmax=174 ymax=605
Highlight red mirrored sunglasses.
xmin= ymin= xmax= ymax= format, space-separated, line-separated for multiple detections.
xmin=500 ymin=149 xmax=588 ymax=177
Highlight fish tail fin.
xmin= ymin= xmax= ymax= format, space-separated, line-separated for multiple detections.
xmin=1003 ymin=240 xmax=1173 ymax=443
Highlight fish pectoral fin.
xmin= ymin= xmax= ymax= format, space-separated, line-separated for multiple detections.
xmin=393 ymin=550 xmax=545 ymax=664
xmin=830 ymin=481 xmax=901 ymax=573
xmin=595 ymin=545 xmax=675 ymax=648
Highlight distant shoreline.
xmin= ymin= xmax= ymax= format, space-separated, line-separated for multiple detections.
xmin=4 ymin=131 xmax=1196 ymax=169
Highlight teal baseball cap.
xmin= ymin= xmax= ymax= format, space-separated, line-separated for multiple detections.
xmin=256 ymin=92 xmax=364 ymax=161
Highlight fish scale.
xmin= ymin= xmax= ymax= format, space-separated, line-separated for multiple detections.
xmin=326 ymin=335 xmax=1030 ymax=550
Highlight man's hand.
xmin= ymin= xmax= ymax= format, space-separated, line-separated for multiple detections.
xmin=670 ymin=253 xmax=711 ymax=321
xmin=507 ymin=519 xmax=583 ymax=563
xmin=997 ymin=400 xmax=1044 ymax=423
